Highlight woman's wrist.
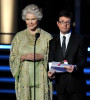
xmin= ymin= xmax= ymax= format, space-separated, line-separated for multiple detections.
xmin=40 ymin=54 xmax=44 ymax=60
xmin=21 ymin=55 xmax=26 ymax=62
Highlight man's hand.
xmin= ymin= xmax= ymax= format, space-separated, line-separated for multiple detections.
xmin=48 ymin=70 xmax=55 ymax=79
xmin=64 ymin=65 xmax=74 ymax=73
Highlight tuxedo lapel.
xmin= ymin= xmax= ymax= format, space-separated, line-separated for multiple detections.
xmin=55 ymin=35 xmax=64 ymax=60
xmin=65 ymin=34 xmax=75 ymax=57
xmin=54 ymin=34 xmax=75 ymax=60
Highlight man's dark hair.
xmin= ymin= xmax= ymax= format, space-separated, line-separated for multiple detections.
xmin=58 ymin=10 xmax=73 ymax=21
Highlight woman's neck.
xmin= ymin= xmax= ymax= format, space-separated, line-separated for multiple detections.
xmin=28 ymin=28 xmax=38 ymax=35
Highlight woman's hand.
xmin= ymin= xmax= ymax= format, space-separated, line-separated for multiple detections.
xmin=20 ymin=53 xmax=44 ymax=62
xmin=34 ymin=53 xmax=44 ymax=60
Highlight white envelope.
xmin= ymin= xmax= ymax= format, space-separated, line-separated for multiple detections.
xmin=49 ymin=61 xmax=75 ymax=73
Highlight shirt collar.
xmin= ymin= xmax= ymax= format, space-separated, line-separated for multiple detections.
xmin=60 ymin=31 xmax=71 ymax=39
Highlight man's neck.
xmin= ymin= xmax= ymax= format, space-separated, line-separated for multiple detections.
xmin=60 ymin=30 xmax=71 ymax=35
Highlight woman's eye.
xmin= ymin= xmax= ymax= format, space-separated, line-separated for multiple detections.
xmin=26 ymin=19 xmax=29 ymax=20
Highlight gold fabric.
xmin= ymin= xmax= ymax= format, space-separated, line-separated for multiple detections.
xmin=10 ymin=28 xmax=53 ymax=100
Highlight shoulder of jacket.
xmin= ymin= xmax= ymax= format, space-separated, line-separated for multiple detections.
xmin=40 ymin=29 xmax=51 ymax=36
xmin=40 ymin=28 xmax=53 ymax=39
xmin=16 ymin=29 xmax=27 ymax=36
xmin=13 ymin=29 xmax=27 ymax=39
xmin=73 ymin=33 xmax=85 ymax=40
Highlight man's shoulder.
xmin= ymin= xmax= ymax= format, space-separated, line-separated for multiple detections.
xmin=50 ymin=34 xmax=59 ymax=42
xmin=71 ymin=33 xmax=85 ymax=40
xmin=48 ymin=35 xmax=59 ymax=48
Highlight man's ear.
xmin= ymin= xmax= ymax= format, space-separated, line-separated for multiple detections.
xmin=57 ymin=21 xmax=59 ymax=27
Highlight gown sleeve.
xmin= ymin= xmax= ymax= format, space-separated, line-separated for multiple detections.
xmin=10 ymin=34 xmax=22 ymax=80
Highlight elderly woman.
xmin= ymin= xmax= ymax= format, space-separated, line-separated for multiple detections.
xmin=10 ymin=4 xmax=53 ymax=100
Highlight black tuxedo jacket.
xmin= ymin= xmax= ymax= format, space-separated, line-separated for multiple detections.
xmin=48 ymin=33 xmax=87 ymax=94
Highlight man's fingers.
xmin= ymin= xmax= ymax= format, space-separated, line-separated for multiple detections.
xmin=64 ymin=66 xmax=70 ymax=69
xmin=48 ymin=71 xmax=55 ymax=79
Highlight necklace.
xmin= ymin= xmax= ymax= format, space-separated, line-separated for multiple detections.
xmin=26 ymin=28 xmax=41 ymax=46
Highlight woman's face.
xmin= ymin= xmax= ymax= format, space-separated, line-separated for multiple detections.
xmin=25 ymin=13 xmax=38 ymax=31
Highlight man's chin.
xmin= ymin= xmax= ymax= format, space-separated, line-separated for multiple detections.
xmin=62 ymin=30 xmax=70 ymax=34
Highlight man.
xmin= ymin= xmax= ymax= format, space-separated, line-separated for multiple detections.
xmin=48 ymin=10 xmax=87 ymax=100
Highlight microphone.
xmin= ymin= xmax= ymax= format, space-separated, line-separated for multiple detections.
xmin=35 ymin=33 xmax=40 ymax=41
xmin=34 ymin=33 xmax=40 ymax=100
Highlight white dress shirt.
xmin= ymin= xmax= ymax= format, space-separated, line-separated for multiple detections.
xmin=60 ymin=32 xmax=71 ymax=50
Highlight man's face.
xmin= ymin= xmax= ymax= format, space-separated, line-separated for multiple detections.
xmin=57 ymin=16 xmax=71 ymax=34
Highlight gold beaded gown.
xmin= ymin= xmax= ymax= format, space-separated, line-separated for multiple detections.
xmin=10 ymin=28 xmax=53 ymax=100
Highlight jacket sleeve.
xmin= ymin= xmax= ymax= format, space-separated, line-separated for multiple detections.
xmin=76 ymin=37 xmax=88 ymax=70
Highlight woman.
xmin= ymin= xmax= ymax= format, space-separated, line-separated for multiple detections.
xmin=10 ymin=4 xmax=53 ymax=100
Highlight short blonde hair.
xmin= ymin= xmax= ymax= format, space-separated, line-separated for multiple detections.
xmin=22 ymin=4 xmax=43 ymax=21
